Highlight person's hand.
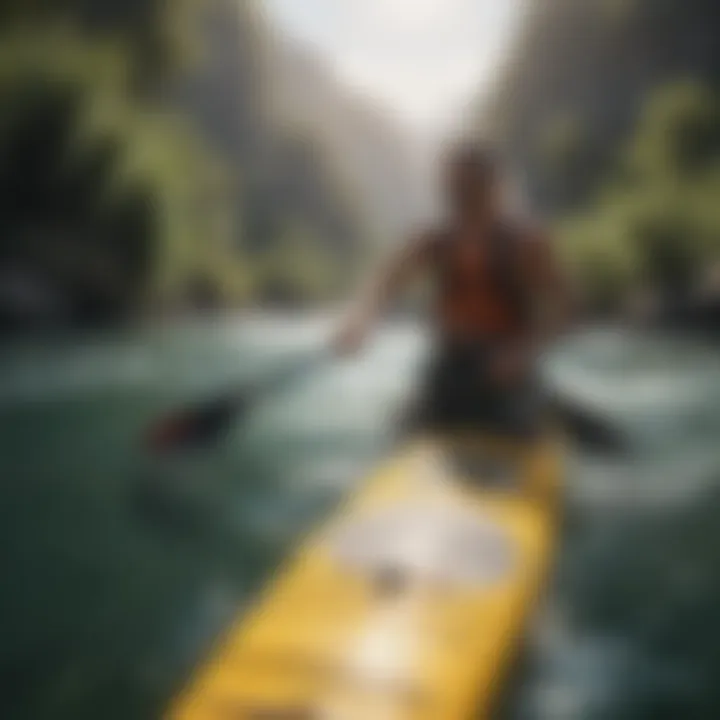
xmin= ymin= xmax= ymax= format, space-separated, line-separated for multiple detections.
xmin=333 ymin=314 xmax=370 ymax=357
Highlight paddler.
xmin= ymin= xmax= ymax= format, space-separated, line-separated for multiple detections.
xmin=334 ymin=141 xmax=571 ymax=435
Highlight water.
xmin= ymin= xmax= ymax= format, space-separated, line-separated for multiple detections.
xmin=1 ymin=319 xmax=720 ymax=719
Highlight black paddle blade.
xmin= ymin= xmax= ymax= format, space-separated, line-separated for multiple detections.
xmin=145 ymin=394 xmax=246 ymax=454
xmin=552 ymin=394 xmax=629 ymax=455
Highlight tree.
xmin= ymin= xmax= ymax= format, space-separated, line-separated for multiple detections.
xmin=0 ymin=30 xmax=239 ymax=328
xmin=556 ymin=81 xmax=720 ymax=311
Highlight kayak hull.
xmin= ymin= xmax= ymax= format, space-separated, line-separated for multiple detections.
xmin=169 ymin=433 xmax=563 ymax=720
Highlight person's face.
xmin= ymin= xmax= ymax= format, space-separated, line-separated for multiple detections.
xmin=445 ymin=161 xmax=499 ymax=219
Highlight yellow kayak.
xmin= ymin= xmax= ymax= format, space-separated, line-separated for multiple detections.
xmin=169 ymin=432 xmax=563 ymax=720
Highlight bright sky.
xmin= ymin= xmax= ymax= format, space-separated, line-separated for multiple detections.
xmin=263 ymin=0 xmax=524 ymax=145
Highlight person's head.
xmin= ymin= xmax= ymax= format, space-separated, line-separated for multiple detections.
xmin=443 ymin=141 xmax=503 ymax=221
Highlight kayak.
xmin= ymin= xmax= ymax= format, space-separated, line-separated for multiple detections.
xmin=169 ymin=432 xmax=563 ymax=720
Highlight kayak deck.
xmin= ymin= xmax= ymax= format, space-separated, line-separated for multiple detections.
xmin=169 ymin=434 xmax=563 ymax=720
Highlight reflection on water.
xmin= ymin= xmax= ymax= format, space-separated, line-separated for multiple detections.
xmin=1 ymin=318 xmax=720 ymax=719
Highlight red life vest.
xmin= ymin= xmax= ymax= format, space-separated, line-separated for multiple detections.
xmin=430 ymin=222 xmax=531 ymax=343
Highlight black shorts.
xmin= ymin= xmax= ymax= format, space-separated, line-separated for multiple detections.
xmin=401 ymin=342 xmax=545 ymax=437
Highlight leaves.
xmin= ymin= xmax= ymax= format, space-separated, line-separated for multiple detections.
xmin=0 ymin=1 xmax=370 ymax=332
xmin=558 ymin=81 xmax=720 ymax=310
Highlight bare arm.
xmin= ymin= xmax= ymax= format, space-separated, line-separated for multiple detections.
xmin=335 ymin=231 xmax=436 ymax=354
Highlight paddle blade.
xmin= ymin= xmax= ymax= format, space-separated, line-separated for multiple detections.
xmin=552 ymin=393 xmax=629 ymax=455
xmin=145 ymin=395 xmax=244 ymax=454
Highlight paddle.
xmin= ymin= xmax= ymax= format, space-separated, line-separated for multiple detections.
xmin=550 ymin=390 xmax=629 ymax=455
xmin=145 ymin=350 xmax=326 ymax=455
xmin=144 ymin=343 xmax=629 ymax=457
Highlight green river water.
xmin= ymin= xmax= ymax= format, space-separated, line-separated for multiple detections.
xmin=2 ymin=317 xmax=720 ymax=719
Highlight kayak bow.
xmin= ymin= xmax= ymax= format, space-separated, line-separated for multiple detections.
xmin=169 ymin=432 xmax=563 ymax=720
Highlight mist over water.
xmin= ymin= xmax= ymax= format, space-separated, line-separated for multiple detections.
xmin=2 ymin=317 xmax=720 ymax=719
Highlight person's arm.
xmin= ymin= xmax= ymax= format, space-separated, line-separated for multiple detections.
xmin=334 ymin=231 xmax=436 ymax=355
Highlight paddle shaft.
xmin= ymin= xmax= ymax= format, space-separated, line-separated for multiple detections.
xmin=146 ymin=349 xmax=328 ymax=453
xmin=146 ymin=343 xmax=627 ymax=456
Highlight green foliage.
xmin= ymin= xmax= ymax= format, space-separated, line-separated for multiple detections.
xmin=0 ymin=0 xmax=370 ymax=332
xmin=558 ymin=81 xmax=720 ymax=311
xmin=558 ymin=209 xmax=639 ymax=313
xmin=0 ymin=0 xmax=201 ymax=81
xmin=255 ymin=220 xmax=341 ymax=307
xmin=483 ymin=0 xmax=720 ymax=215
xmin=482 ymin=0 xmax=720 ymax=313
xmin=624 ymin=82 xmax=720 ymax=180
xmin=0 ymin=29 xmax=246 ymax=324
xmin=168 ymin=0 xmax=368 ymax=308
